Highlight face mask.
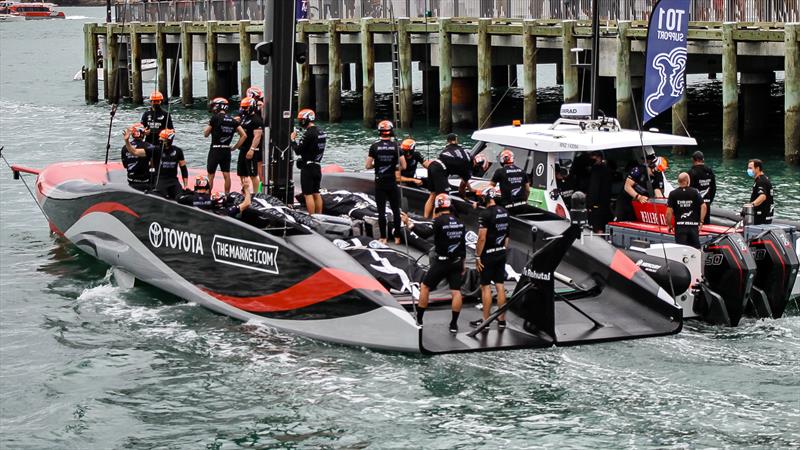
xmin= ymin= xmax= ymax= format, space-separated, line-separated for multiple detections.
xmin=746 ymin=168 xmax=755 ymax=178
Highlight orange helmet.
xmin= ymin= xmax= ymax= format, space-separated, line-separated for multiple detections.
xmin=149 ymin=91 xmax=164 ymax=104
xmin=434 ymin=193 xmax=451 ymax=209
xmin=400 ymin=139 xmax=416 ymax=152
xmin=194 ymin=175 xmax=210 ymax=190
xmin=239 ymin=97 xmax=257 ymax=114
xmin=209 ymin=97 xmax=229 ymax=113
xmin=129 ymin=122 xmax=146 ymax=139
xmin=499 ymin=149 xmax=514 ymax=165
xmin=246 ymin=86 xmax=263 ymax=101
xmin=159 ymin=128 xmax=176 ymax=142
xmin=297 ymin=108 xmax=316 ymax=126
xmin=654 ymin=156 xmax=669 ymax=172
xmin=378 ymin=120 xmax=394 ymax=138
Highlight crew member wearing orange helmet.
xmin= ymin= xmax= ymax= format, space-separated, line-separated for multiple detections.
xmin=490 ymin=149 xmax=530 ymax=214
xmin=245 ymin=86 xmax=266 ymax=183
xmin=291 ymin=108 xmax=326 ymax=214
xmin=396 ymin=138 xmax=429 ymax=188
xmin=236 ymin=97 xmax=263 ymax=193
xmin=365 ymin=120 xmax=406 ymax=244
xmin=123 ymin=128 xmax=188 ymax=199
xmin=203 ymin=97 xmax=247 ymax=194
xmin=416 ymin=193 xmax=466 ymax=334
xmin=141 ymin=91 xmax=174 ymax=147
xmin=423 ymin=133 xmax=472 ymax=218
xmin=121 ymin=122 xmax=155 ymax=191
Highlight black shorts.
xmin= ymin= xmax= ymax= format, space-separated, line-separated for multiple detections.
xmin=128 ymin=180 xmax=150 ymax=191
xmin=253 ymin=147 xmax=263 ymax=163
xmin=237 ymin=152 xmax=257 ymax=177
xmin=479 ymin=250 xmax=506 ymax=285
xmin=154 ymin=179 xmax=182 ymax=200
xmin=674 ymin=226 xmax=701 ymax=249
xmin=428 ymin=162 xmax=449 ymax=194
xmin=300 ymin=163 xmax=322 ymax=195
xmin=207 ymin=146 xmax=232 ymax=174
xmin=423 ymin=257 xmax=464 ymax=290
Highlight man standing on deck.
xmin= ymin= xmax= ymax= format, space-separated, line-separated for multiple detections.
xmin=397 ymin=139 xmax=429 ymax=188
xmin=416 ymin=194 xmax=466 ymax=334
xmin=616 ymin=153 xmax=665 ymax=222
xmin=666 ymin=172 xmax=706 ymax=249
xmin=204 ymin=97 xmax=247 ymax=194
xmin=470 ymin=186 xmax=509 ymax=332
xmin=745 ymin=159 xmax=774 ymax=225
xmin=424 ymin=134 xmax=472 ymax=218
xmin=291 ymin=108 xmax=326 ymax=215
xmin=236 ymin=97 xmax=263 ymax=194
xmin=141 ymin=91 xmax=174 ymax=147
xmin=121 ymin=122 xmax=154 ymax=192
xmin=490 ymin=149 xmax=530 ymax=215
xmin=245 ymin=86 xmax=266 ymax=185
xmin=688 ymin=151 xmax=716 ymax=224
xmin=366 ymin=120 xmax=406 ymax=244
xmin=124 ymin=128 xmax=188 ymax=199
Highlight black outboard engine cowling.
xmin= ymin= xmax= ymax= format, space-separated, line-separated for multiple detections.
xmin=698 ymin=233 xmax=757 ymax=326
xmin=748 ymin=229 xmax=800 ymax=319
xmin=622 ymin=249 xmax=692 ymax=296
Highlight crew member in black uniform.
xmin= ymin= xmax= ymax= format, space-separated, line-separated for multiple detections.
xmin=245 ymin=86 xmax=266 ymax=184
xmin=366 ymin=120 xmax=407 ymax=244
xmin=416 ymin=194 xmax=466 ymax=333
xmin=616 ymin=153 xmax=665 ymax=221
xmin=396 ymin=139 xmax=428 ymax=188
xmin=424 ymin=134 xmax=472 ymax=218
xmin=236 ymin=97 xmax=263 ymax=194
xmin=121 ymin=122 xmax=154 ymax=191
xmin=666 ymin=172 xmax=706 ymax=249
xmin=587 ymin=151 xmax=612 ymax=232
xmin=152 ymin=129 xmax=188 ymax=199
xmin=470 ymin=186 xmax=509 ymax=331
xmin=178 ymin=176 xmax=218 ymax=210
xmin=688 ymin=151 xmax=716 ymax=224
xmin=291 ymin=108 xmax=327 ymax=215
xmin=203 ymin=97 xmax=247 ymax=194
xmin=746 ymin=158 xmax=774 ymax=225
xmin=490 ymin=149 xmax=530 ymax=214
xmin=140 ymin=91 xmax=174 ymax=146
xmin=555 ymin=164 xmax=574 ymax=208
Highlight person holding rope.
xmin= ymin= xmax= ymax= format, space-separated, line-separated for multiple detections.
xmin=490 ymin=149 xmax=530 ymax=215
xmin=140 ymin=91 xmax=173 ymax=147
xmin=121 ymin=122 xmax=154 ymax=192
xmin=366 ymin=120 xmax=406 ymax=244
xmin=204 ymin=97 xmax=246 ymax=194
xmin=123 ymin=128 xmax=187 ymax=199
xmin=397 ymin=138 xmax=429 ymax=188
xmin=236 ymin=97 xmax=263 ymax=194
xmin=471 ymin=186 xmax=509 ymax=332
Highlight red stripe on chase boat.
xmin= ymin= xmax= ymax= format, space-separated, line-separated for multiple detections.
xmin=202 ymin=268 xmax=388 ymax=312
xmin=81 ymin=202 xmax=140 ymax=218
xmin=610 ymin=250 xmax=640 ymax=280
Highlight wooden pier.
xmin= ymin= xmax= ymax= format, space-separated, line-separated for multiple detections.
xmin=84 ymin=18 xmax=800 ymax=163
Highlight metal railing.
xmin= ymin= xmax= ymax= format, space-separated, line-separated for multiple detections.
xmin=113 ymin=0 xmax=799 ymax=23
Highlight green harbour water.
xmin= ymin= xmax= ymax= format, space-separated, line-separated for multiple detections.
xmin=1 ymin=8 xmax=799 ymax=448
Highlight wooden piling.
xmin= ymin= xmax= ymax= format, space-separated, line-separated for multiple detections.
xmin=130 ymin=22 xmax=143 ymax=104
xmin=328 ymin=19 xmax=342 ymax=123
xmin=297 ymin=25 xmax=312 ymax=109
xmin=360 ymin=18 xmax=375 ymax=127
xmin=169 ymin=59 xmax=180 ymax=97
xmin=785 ymin=23 xmax=800 ymax=164
xmin=671 ymin=91 xmax=688 ymax=155
xmin=206 ymin=21 xmax=218 ymax=100
xmin=398 ymin=17 xmax=413 ymax=128
xmin=84 ymin=23 xmax=98 ymax=103
xmin=155 ymin=22 xmax=167 ymax=98
xmin=722 ymin=22 xmax=738 ymax=159
xmin=477 ymin=18 xmax=492 ymax=129
xmin=438 ymin=17 xmax=452 ymax=134
xmin=180 ymin=21 xmax=193 ymax=107
xmin=239 ymin=20 xmax=251 ymax=96
xmin=522 ymin=20 xmax=537 ymax=124
xmin=562 ymin=20 xmax=578 ymax=103
xmin=106 ymin=28 xmax=118 ymax=103
xmin=615 ymin=20 xmax=633 ymax=129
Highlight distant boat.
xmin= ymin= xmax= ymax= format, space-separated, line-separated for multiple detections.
xmin=0 ymin=13 xmax=25 ymax=22
xmin=73 ymin=60 xmax=158 ymax=82
xmin=3 ymin=1 xmax=65 ymax=19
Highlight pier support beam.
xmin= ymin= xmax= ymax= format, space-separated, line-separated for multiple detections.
xmin=83 ymin=23 xmax=98 ymax=104
xmin=398 ymin=17 xmax=413 ymax=128
xmin=616 ymin=21 xmax=634 ymax=129
xmin=155 ymin=22 xmax=167 ymax=98
xmin=297 ymin=25 xmax=312 ymax=109
xmin=328 ymin=19 xmax=342 ymax=123
xmin=169 ymin=59 xmax=180 ymax=97
xmin=438 ymin=17 xmax=452 ymax=133
xmin=671 ymin=92 xmax=688 ymax=155
xmin=106 ymin=28 xmax=118 ymax=102
xmin=741 ymin=73 xmax=774 ymax=138
xmin=314 ymin=65 xmax=330 ymax=120
xmin=786 ymin=23 xmax=800 ymax=164
xmin=239 ymin=20 xmax=251 ymax=96
xmin=722 ymin=22 xmax=738 ymax=159
xmin=477 ymin=18 xmax=492 ymax=129
xmin=206 ymin=21 xmax=218 ymax=100
xmin=522 ymin=20 xmax=537 ymax=123
xmin=361 ymin=18 xmax=375 ymax=127
xmin=562 ymin=20 xmax=579 ymax=103
xmin=452 ymin=68 xmax=477 ymax=128
xmin=180 ymin=21 xmax=193 ymax=107
xmin=342 ymin=64 xmax=352 ymax=91
xmin=130 ymin=22 xmax=143 ymax=104
xmin=355 ymin=63 xmax=363 ymax=91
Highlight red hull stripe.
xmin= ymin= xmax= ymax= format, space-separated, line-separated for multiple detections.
xmin=202 ymin=268 xmax=388 ymax=312
xmin=610 ymin=250 xmax=640 ymax=281
xmin=80 ymin=202 xmax=140 ymax=219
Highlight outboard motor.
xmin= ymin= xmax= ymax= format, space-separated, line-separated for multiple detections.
xmin=748 ymin=229 xmax=800 ymax=319
xmin=622 ymin=249 xmax=692 ymax=297
xmin=696 ymin=233 xmax=757 ymax=326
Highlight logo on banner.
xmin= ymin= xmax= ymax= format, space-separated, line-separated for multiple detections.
xmin=644 ymin=47 xmax=687 ymax=121
xmin=212 ymin=235 xmax=279 ymax=274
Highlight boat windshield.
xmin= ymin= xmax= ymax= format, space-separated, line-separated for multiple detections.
xmin=471 ymin=142 xmax=535 ymax=181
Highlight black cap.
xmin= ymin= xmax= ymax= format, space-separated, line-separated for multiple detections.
xmin=645 ymin=153 xmax=657 ymax=161
xmin=446 ymin=133 xmax=458 ymax=142
xmin=692 ymin=150 xmax=705 ymax=161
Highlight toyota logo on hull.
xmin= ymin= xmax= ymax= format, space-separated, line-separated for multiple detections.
xmin=148 ymin=221 xmax=204 ymax=255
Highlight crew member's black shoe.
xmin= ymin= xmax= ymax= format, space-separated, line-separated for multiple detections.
xmin=469 ymin=319 xmax=483 ymax=328
xmin=449 ymin=322 xmax=458 ymax=333
xmin=497 ymin=320 xmax=507 ymax=329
